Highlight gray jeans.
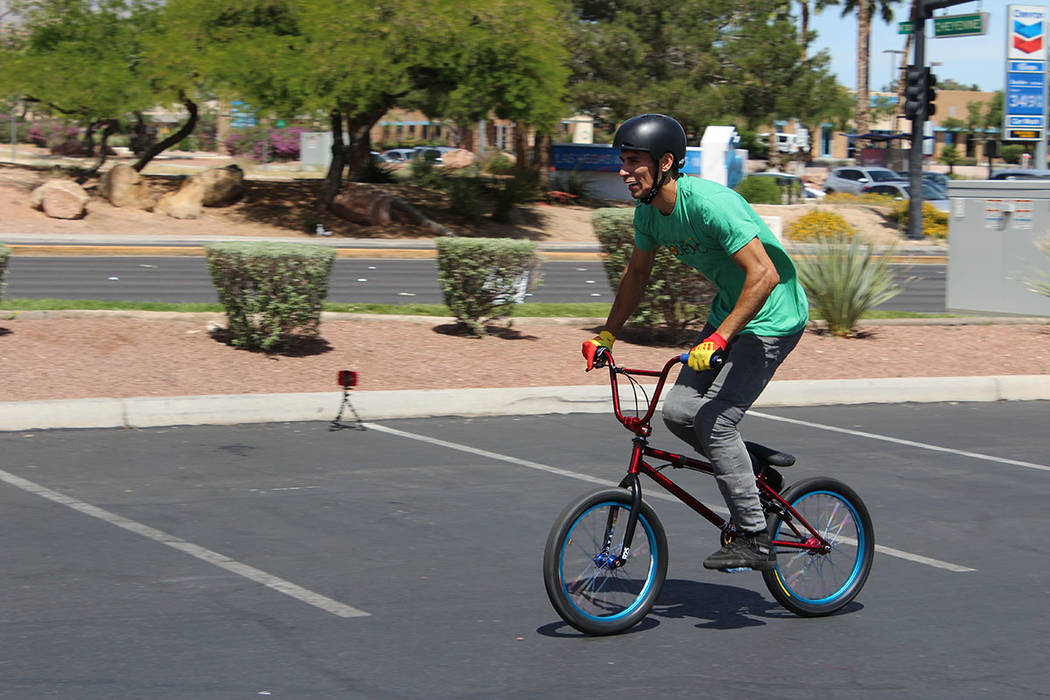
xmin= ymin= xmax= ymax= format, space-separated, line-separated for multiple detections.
xmin=662 ymin=324 xmax=802 ymax=532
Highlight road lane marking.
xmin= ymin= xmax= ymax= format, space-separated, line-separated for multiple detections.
xmin=750 ymin=411 xmax=1050 ymax=473
xmin=364 ymin=422 xmax=974 ymax=573
xmin=0 ymin=469 xmax=369 ymax=619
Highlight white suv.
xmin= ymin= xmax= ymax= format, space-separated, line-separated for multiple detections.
xmin=823 ymin=166 xmax=906 ymax=195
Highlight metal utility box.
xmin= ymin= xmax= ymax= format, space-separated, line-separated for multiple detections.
xmin=946 ymin=180 xmax=1050 ymax=316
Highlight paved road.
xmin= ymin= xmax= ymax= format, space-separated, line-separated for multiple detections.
xmin=4 ymin=256 xmax=948 ymax=311
xmin=1 ymin=401 xmax=1047 ymax=698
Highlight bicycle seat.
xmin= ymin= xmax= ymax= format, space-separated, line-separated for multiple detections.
xmin=745 ymin=441 xmax=796 ymax=468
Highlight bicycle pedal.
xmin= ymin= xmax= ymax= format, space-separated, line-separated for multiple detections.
xmin=719 ymin=566 xmax=753 ymax=574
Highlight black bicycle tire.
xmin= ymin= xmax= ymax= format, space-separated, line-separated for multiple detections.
xmin=762 ymin=476 xmax=875 ymax=617
xmin=542 ymin=488 xmax=668 ymax=635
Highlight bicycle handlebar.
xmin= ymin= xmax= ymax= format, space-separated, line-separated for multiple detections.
xmin=595 ymin=348 xmax=725 ymax=435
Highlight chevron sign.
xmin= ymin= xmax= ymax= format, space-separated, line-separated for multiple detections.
xmin=1009 ymin=6 xmax=1048 ymax=60
xmin=1015 ymin=19 xmax=1044 ymax=52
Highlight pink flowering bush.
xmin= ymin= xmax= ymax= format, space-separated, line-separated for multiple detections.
xmin=224 ymin=126 xmax=305 ymax=162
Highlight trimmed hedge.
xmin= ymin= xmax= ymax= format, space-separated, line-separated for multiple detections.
xmin=435 ymin=237 xmax=540 ymax=335
xmin=592 ymin=208 xmax=715 ymax=342
xmin=204 ymin=241 xmax=336 ymax=351
xmin=0 ymin=244 xmax=8 ymax=302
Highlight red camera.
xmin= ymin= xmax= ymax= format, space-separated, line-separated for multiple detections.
xmin=337 ymin=370 xmax=358 ymax=388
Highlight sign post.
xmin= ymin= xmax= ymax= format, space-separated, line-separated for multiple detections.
xmin=1004 ymin=5 xmax=1048 ymax=167
xmin=905 ymin=0 xmax=985 ymax=239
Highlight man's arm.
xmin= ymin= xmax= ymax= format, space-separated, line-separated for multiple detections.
xmin=602 ymin=246 xmax=655 ymax=335
xmin=714 ymin=236 xmax=779 ymax=341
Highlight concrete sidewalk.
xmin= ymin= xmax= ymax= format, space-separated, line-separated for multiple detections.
xmin=2 ymin=374 xmax=1049 ymax=431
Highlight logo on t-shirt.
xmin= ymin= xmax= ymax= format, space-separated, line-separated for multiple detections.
xmin=666 ymin=238 xmax=711 ymax=258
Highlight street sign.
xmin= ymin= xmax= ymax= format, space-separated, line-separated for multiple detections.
xmin=899 ymin=21 xmax=914 ymax=34
xmin=933 ymin=12 xmax=989 ymax=37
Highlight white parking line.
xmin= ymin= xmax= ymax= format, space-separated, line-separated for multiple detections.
xmin=364 ymin=422 xmax=975 ymax=573
xmin=0 ymin=469 xmax=369 ymax=619
xmin=750 ymin=411 xmax=1050 ymax=473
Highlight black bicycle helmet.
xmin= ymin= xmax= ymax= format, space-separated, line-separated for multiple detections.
xmin=613 ymin=113 xmax=687 ymax=204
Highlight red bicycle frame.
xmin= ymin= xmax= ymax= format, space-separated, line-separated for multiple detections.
xmin=594 ymin=349 xmax=831 ymax=565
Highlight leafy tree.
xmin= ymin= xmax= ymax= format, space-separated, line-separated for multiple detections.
xmin=162 ymin=0 xmax=568 ymax=205
xmin=0 ymin=0 xmax=161 ymax=178
xmin=937 ymin=144 xmax=961 ymax=174
xmin=0 ymin=0 xmax=205 ymax=176
xmin=965 ymin=93 xmax=1003 ymax=176
xmin=566 ymin=0 xmax=846 ymax=160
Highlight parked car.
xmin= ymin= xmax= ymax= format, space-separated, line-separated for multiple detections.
xmin=823 ymin=166 xmax=906 ymax=195
xmin=896 ymin=171 xmax=950 ymax=189
xmin=413 ymin=146 xmax=456 ymax=164
xmin=861 ymin=181 xmax=950 ymax=212
xmin=379 ymin=148 xmax=417 ymax=164
xmin=748 ymin=171 xmax=824 ymax=199
xmin=989 ymin=168 xmax=1050 ymax=180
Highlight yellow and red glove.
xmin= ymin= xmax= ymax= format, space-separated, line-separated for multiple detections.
xmin=686 ymin=332 xmax=728 ymax=372
xmin=581 ymin=330 xmax=615 ymax=371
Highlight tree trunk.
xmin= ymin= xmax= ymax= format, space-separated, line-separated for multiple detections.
xmin=82 ymin=120 xmax=99 ymax=159
xmin=322 ymin=110 xmax=347 ymax=207
xmin=76 ymin=119 xmax=119 ymax=184
xmin=132 ymin=97 xmax=198 ymax=172
xmin=532 ymin=132 xmax=552 ymax=188
xmin=800 ymin=1 xmax=811 ymax=60
xmin=345 ymin=102 xmax=390 ymax=181
xmin=855 ymin=1 xmax=872 ymax=137
xmin=513 ymin=122 xmax=529 ymax=169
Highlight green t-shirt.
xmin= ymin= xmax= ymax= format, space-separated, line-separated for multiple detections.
xmin=633 ymin=176 xmax=808 ymax=337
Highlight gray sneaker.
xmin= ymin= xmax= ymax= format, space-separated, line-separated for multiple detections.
xmin=703 ymin=531 xmax=776 ymax=572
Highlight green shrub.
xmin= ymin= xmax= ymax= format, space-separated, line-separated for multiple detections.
xmin=1001 ymin=144 xmax=1025 ymax=165
xmin=480 ymin=152 xmax=516 ymax=175
xmin=551 ymin=169 xmax=593 ymax=203
xmin=592 ymin=208 xmax=716 ymax=342
xmin=889 ymin=201 xmax=948 ymax=239
xmin=491 ymin=169 xmax=543 ymax=223
xmin=786 ymin=209 xmax=856 ymax=241
xmin=446 ymin=177 xmax=487 ymax=225
xmin=0 ymin=244 xmax=9 ymax=302
xmin=435 ymin=237 xmax=540 ymax=335
xmin=204 ymin=241 xmax=336 ymax=351
xmin=794 ymin=233 xmax=903 ymax=337
xmin=735 ymin=176 xmax=783 ymax=205
xmin=409 ymin=158 xmax=447 ymax=189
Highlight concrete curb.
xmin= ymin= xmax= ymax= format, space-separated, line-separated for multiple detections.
xmin=2 ymin=375 xmax=1049 ymax=431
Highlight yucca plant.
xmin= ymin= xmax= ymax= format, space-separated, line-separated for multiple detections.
xmin=795 ymin=233 xmax=904 ymax=336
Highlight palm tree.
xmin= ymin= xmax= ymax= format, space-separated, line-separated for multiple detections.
xmin=797 ymin=0 xmax=840 ymax=60
xmin=838 ymin=0 xmax=902 ymax=135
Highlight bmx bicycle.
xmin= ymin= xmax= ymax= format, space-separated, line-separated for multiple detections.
xmin=542 ymin=348 xmax=874 ymax=635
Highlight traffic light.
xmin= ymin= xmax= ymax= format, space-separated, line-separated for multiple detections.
xmin=904 ymin=65 xmax=928 ymax=120
xmin=925 ymin=72 xmax=937 ymax=118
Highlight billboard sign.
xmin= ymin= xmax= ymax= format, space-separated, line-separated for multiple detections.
xmin=1006 ymin=6 xmax=1048 ymax=140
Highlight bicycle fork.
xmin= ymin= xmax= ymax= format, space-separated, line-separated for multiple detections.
xmin=596 ymin=440 xmax=648 ymax=569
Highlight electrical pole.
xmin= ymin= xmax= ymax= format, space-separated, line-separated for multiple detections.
xmin=906 ymin=0 xmax=975 ymax=239
xmin=906 ymin=1 xmax=927 ymax=240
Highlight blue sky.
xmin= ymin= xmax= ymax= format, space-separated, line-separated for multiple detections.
xmin=808 ymin=0 xmax=1032 ymax=92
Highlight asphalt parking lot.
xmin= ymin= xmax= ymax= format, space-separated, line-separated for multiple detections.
xmin=2 ymin=401 xmax=1048 ymax=699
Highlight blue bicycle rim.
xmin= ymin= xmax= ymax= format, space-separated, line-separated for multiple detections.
xmin=773 ymin=489 xmax=866 ymax=606
xmin=559 ymin=501 xmax=658 ymax=623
